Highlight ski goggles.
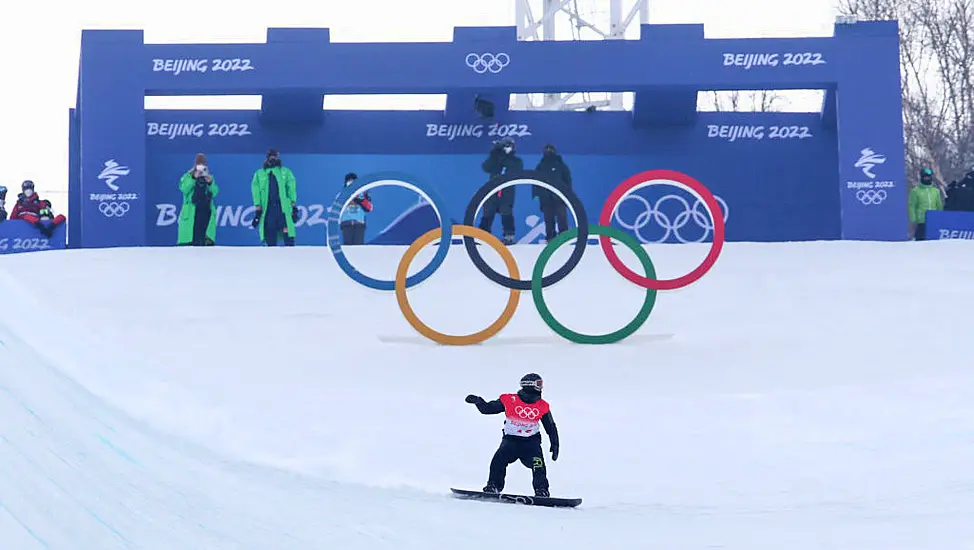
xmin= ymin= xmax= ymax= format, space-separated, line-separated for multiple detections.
xmin=520 ymin=378 xmax=543 ymax=391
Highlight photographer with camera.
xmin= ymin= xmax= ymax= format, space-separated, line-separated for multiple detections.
xmin=480 ymin=137 xmax=523 ymax=245
xmin=0 ymin=185 xmax=7 ymax=222
xmin=177 ymin=153 xmax=220 ymax=246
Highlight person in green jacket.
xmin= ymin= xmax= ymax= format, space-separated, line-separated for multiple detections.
xmin=250 ymin=148 xmax=298 ymax=246
xmin=177 ymin=153 xmax=219 ymax=246
xmin=909 ymin=167 xmax=944 ymax=241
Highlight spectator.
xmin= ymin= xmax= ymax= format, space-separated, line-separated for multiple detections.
xmin=177 ymin=153 xmax=219 ymax=246
xmin=532 ymin=143 xmax=572 ymax=242
xmin=945 ymin=166 xmax=974 ymax=212
xmin=10 ymin=181 xmax=65 ymax=237
xmin=35 ymin=200 xmax=67 ymax=238
xmin=909 ymin=168 xmax=943 ymax=240
xmin=339 ymin=172 xmax=372 ymax=245
xmin=0 ymin=185 xmax=7 ymax=222
xmin=251 ymin=148 xmax=298 ymax=247
xmin=480 ymin=138 xmax=523 ymax=245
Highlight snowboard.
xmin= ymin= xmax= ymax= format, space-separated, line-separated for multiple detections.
xmin=450 ymin=488 xmax=582 ymax=508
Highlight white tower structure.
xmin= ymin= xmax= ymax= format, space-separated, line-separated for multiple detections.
xmin=512 ymin=0 xmax=650 ymax=111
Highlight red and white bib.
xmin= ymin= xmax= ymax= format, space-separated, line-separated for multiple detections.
xmin=500 ymin=393 xmax=549 ymax=437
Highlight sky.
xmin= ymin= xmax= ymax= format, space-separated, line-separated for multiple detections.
xmin=0 ymin=0 xmax=841 ymax=203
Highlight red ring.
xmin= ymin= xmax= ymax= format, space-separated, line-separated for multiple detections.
xmin=598 ymin=169 xmax=725 ymax=291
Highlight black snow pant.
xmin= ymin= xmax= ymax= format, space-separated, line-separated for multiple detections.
xmin=542 ymin=201 xmax=568 ymax=241
xmin=915 ymin=222 xmax=927 ymax=241
xmin=486 ymin=435 xmax=549 ymax=493
xmin=264 ymin=172 xmax=292 ymax=246
xmin=341 ymin=221 xmax=366 ymax=245
xmin=265 ymin=229 xmax=295 ymax=247
xmin=262 ymin=205 xmax=294 ymax=247
xmin=192 ymin=204 xmax=211 ymax=246
xmin=479 ymin=196 xmax=515 ymax=242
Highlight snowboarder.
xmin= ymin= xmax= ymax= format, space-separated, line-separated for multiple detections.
xmin=465 ymin=373 xmax=560 ymax=497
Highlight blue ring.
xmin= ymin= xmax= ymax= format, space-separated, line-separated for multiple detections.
xmin=327 ymin=171 xmax=452 ymax=291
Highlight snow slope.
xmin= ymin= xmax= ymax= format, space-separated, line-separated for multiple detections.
xmin=1 ymin=240 xmax=973 ymax=549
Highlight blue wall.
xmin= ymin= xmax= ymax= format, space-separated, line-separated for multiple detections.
xmin=145 ymin=110 xmax=839 ymax=245
xmin=71 ymin=21 xmax=907 ymax=247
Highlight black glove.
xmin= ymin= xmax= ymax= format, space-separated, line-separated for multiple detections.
xmin=251 ymin=208 xmax=262 ymax=228
xmin=550 ymin=445 xmax=559 ymax=461
xmin=465 ymin=394 xmax=483 ymax=404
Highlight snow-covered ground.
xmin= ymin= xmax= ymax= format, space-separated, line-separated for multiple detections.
xmin=1 ymin=240 xmax=973 ymax=549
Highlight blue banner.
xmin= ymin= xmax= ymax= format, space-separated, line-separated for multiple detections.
xmin=0 ymin=221 xmax=67 ymax=255
xmin=925 ymin=210 xmax=974 ymax=240
xmin=146 ymin=125 xmax=839 ymax=245
xmin=79 ymin=31 xmax=147 ymax=248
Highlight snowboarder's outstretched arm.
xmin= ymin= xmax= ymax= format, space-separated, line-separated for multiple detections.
xmin=465 ymin=394 xmax=505 ymax=414
xmin=541 ymin=411 xmax=560 ymax=461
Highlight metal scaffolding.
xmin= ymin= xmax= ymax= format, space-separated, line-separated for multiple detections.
xmin=512 ymin=0 xmax=649 ymax=111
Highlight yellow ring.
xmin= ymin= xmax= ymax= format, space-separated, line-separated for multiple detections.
xmin=395 ymin=224 xmax=521 ymax=345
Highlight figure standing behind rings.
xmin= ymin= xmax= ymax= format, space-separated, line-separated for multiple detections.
xmin=480 ymin=138 xmax=523 ymax=245
xmin=251 ymin=148 xmax=298 ymax=247
xmin=340 ymin=172 xmax=372 ymax=245
xmin=532 ymin=143 xmax=572 ymax=242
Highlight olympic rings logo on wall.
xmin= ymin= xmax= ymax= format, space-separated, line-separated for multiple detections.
xmin=98 ymin=201 xmax=131 ymax=218
xmin=327 ymin=169 xmax=726 ymax=346
xmin=465 ymin=53 xmax=510 ymax=74
xmin=856 ymin=189 xmax=887 ymax=205
xmin=614 ymin=193 xmax=729 ymax=244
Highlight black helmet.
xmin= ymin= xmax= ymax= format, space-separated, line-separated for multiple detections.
xmin=520 ymin=373 xmax=543 ymax=393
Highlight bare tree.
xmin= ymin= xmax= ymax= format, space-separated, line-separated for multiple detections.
xmin=711 ymin=90 xmax=741 ymax=111
xmin=707 ymin=90 xmax=785 ymax=112
xmin=838 ymin=0 xmax=974 ymax=185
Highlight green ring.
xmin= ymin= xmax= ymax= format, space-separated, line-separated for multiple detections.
xmin=532 ymin=224 xmax=658 ymax=344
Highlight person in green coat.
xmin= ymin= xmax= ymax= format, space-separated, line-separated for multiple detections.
xmin=909 ymin=167 xmax=944 ymax=241
xmin=251 ymin=148 xmax=298 ymax=246
xmin=177 ymin=153 xmax=219 ymax=246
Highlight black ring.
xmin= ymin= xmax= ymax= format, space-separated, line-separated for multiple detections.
xmin=462 ymin=170 xmax=589 ymax=290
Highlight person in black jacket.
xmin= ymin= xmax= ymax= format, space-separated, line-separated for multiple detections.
xmin=465 ymin=373 xmax=560 ymax=497
xmin=945 ymin=167 xmax=974 ymax=212
xmin=533 ymin=143 xmax=572 ymax=242
xmin=480 ymin=138 xmax=523 ymax=245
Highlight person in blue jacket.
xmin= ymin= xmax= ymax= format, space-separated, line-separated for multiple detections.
xmin=340 ymin=172 xmax=372 ymax=245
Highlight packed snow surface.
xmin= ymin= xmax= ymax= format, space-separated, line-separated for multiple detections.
xmin=1 ymin=240 xmax=973 ymax=549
